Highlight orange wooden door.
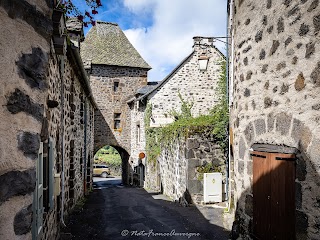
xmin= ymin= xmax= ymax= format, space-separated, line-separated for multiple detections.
xmin=252 ymin=151 xmax=296 ymax=240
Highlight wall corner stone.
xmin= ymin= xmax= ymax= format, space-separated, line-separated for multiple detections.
xmin=254 ymin=119 xmax=266 ymax=136
xmin=275 ymin=112 xmax=292 ymax=135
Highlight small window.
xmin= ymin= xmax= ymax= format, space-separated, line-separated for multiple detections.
xmin=114 ymin=113 xmax=121 ymax=130
xmin=113 ymin=81 xmax=119 ymax=92
xmin=137 ymin=124 xmax=141 ymax=143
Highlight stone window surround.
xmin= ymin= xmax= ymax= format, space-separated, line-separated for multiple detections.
xmin=136 ymin=123 xmax=141 ymax=143
xmin=113 ymin=80 xmax=120 ymax=92
xmin=114 ymin=112 xmax=121 ymax=130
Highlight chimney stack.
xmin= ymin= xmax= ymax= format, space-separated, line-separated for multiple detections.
xmin=66 ymin=18 xmax=84 ymax=50
xmin=193 ymin=36 xmax=214 ymax=53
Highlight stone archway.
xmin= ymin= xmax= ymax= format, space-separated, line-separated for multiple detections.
xmin=94 ymin=144 xmax=130 ymax=185
xmin=93 ymin=108 xmax=133 ymax=185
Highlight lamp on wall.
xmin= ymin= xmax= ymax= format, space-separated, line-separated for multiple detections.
xmin=198 ymin=55 xmax=209 ymax=71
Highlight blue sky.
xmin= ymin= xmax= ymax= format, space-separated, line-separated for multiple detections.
xmin=73 ymin=0 xmax=227 ymax=82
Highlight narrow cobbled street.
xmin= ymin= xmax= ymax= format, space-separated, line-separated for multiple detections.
xmin=61 ymin=178 xmax=230 ymax=240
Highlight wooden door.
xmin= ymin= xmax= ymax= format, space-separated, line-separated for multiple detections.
xmin=252 ymin=151 xmax=295 ymax=240
xmin=252 ymin=151 xmax=271 ymax=239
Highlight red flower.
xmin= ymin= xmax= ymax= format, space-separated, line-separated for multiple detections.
xmin=91 ymin=20 xmax=96 ymax=26
xmin=85 ymin=11 xmax=90 ymax=17
xmin=77 ymin=15 xmax=84 ymax=21
xmin=92 ymin=9 xmax=98 ymax=15
xmin=96 ymin=0 xmax=102 ymax=6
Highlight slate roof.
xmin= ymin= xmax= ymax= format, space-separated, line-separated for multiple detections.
xmin=81 ymin=21 xmax=151 ymax=69
xmin=127 ymin=82 xmax=159 ymax=103
xmin=136 ymin=83 xmax=158 ymax=95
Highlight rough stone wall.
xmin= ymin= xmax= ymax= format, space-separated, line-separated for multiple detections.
xmin=0 ymin=0 xmax=51 ymax=239
xmin=186 ymin=135 xmax=226 ymax=203
xmin=25 ymin=0 xmax=52 ymax=16
xmin=146 ymin=132 xmax=226 ymax=203
xmin=148 ymin=41 xmax=224 ymax=127
xmin=158 ymin=139 xmax=188 ymax=201
xmin=90 ymin=65 xmax=148 ymax=153
xmin=86 ymin=104 xmax=95 ymax=191
xmin=0 ymin=1 xmax=95 ymax=239
xmin=144 ymin=162 xmax=159 ymax=192
xmin=41 ymin=47 xmax=95 ymax=240
xmin=130 ymin=102 xmax=147 ymax=167
xmin=229 ymin=0 xmax=320 ymax=238
xmin=41 ymin=45 xmax=61 ymax=240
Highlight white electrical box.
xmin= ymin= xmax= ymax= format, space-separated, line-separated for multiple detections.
xmin=54 ymin=173 xmax=61 ymax=196
xmin=204 ymin=172 xmax=223 ymax=203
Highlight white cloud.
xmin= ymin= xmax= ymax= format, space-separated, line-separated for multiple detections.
xmin=123 ymin=0 xmax=156 ymax=13
xmin=123 ymin=0 xmax=227 ymax=81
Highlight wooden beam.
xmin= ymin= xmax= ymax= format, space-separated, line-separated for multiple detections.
xmin=251 ymin=143 xmax=298 ymax=154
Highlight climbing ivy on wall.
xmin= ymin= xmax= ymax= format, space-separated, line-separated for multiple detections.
xmin=145 ymin=59 xmax=228 ymax=164
xmin=208 ymin=59 xmax=228 ymax=150
xmin=169 ymin=91 xmax=194 ymax=120
xmin=145 ymin=128 xmax=161 ymax=164
xmin=145 ymin=103 xmax=161 ymax=164
xmin=144 ymin=103 xmax=152 ymax=128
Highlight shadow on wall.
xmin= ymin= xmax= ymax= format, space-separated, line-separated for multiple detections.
xmin=94 ymin=109 xmax=118 ymax=153
xmin=231 ymin=147 xmax=320 ymax=240
xmin=113 ymin=146 xmax=129 ymax=185
xmin=94 ymin=109 xmax=130 ymax=185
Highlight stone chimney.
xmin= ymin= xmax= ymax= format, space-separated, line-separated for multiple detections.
xmin=66 ymin=18 xmax=84 ymax=49
xmin=193 ymin=36 xmax=214 ymax=54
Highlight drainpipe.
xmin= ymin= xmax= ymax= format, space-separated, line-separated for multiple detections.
xmin=224 ymin=0 xmax=230 ymax=203
xmin=83 ymin=99 xmax=88 ymax=194
xmin=225 ymin=0 xmax=234 ymax=211
xmin=59 ymin=55 xmax=66 ymax=227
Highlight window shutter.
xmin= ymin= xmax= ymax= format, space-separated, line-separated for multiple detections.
xmin=33 ymin=142 xmax=44 ymax=239
xmin=48 ymin=138 xmax=55 ymax=210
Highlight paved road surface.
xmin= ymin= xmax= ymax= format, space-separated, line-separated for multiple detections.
xmin=62 ymin=177 xmax=230 ymax=240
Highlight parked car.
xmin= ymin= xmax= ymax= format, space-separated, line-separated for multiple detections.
xmin=93 ymin=164 xmax=111 ymax=178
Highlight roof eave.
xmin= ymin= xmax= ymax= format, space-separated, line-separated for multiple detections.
xmin=90 ymin=62 xmax=152 ymax=70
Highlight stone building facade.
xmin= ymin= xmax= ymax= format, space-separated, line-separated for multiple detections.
xmin=131 ymin=37 xmax=226 ymax=193
xmin=138 ymin=37 xmax=225 ymax=127
xmin=128 ymin=84 xmax=158 ymax=167
xmin=81 ymin=21 xmax=151 ymax=184
xmin=228 ymin=0 xmax=320 ymax=239
xmin=129 ymin=100 xmax=147 ymax=168
xmin=0 ymin=1 xmax=95 ymax=239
